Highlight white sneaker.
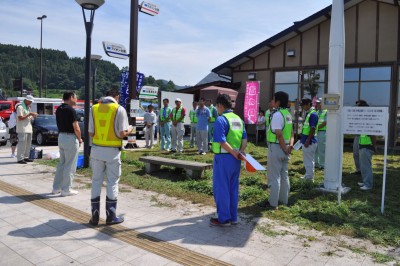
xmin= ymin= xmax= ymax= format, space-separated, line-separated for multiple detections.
xmin=201 ymin=152 xmax=206 ymax=155
xmin=61 ymin=190 xmax=78 ymax=197
xmin=10 ymin=154 xmax=16 ymax=158
xmin=357 ymin=182 xmax=364 ymax=186
xmin=51 ymin=189 xmax=61 ymax=195
xmin=360 ymin=186 xmax=372 ymax=191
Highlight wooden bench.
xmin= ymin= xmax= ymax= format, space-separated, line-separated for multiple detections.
xmin=139 ymin=156 xmax=213 ymax=179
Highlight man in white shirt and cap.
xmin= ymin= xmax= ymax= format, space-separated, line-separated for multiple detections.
xmin=16 ymin=95 xmax=37 ymax=164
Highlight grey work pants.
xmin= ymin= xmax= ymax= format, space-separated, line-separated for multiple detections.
xmin=359 ymin=148 xmax=374 ymax=189
xmin=302 ymin=143 xmax=317 ymax=180
xmin=145 ymin=126 xmax=154 ymax=147
xmin=190 ymin=123 xmax=197 ymax=147
xmin=267 ymin=143 xmax=290 ymax=207
xmin=353 ymin=136 xmax=360 ymax=172
xmin=52 ymin=133 xmax=79 ymax=192
xmin=16 ymin=133 xmax=32 ymax=161
xmin=196 ymin=130 xmax=208 ymax=152
xmin=315 ymin=131 xmax=326 ymax=168
xmin=171 ymin=122 xmax=184 ymax=151
xmin=91 ymin=145 xmax=121 ymax=200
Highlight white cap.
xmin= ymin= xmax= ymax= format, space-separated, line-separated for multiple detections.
xmin=25 ymin=95 xmax=35 ymax=102
xmin=175 ymin=98 xmax=182 ymax=102
xmin=316 ymin=98 xmax=322 ymax=103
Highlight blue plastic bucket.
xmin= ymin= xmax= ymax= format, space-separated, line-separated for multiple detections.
xmin=77 ymin=155 xmax=84 ymax=169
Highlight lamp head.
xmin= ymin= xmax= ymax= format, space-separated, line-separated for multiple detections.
xmin=76 ymin=0 xmax=105 ymax=10
xmin=91 ymin=54 xmax=102 ymax=61
xmin=37 ymin=15 xmax=47 ymax=20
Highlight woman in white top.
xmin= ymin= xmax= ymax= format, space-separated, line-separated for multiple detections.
xmin=257 ymin=110 xmax=266 ymax=143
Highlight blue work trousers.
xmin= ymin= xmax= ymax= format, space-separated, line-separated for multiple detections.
xmin=160 ymin=122 xmax=171 ymax=150
xmin=212 ymin=154 xmax=241 ymax=223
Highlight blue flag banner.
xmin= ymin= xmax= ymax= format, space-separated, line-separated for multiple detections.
xmin=119 ymin=71 xmax=145 ymax=109
xmin=136 ymin=72 xmax=145 ymax=93
xmin=120 ymin=71 xmax=129 ymax=108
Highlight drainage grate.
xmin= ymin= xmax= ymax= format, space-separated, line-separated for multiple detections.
xmin=0 ymin=180 xmax=231 ymax=266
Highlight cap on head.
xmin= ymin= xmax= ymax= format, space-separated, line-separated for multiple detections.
xmin=316 ymin=98 xmax=322 ymax=103
xmin=175 ymin=98 xmax=182 ymax=102
xmin=25 ymin=95 xmax=35 ymax=103
xmin=301 ymin=98 xmax=311 ymax=106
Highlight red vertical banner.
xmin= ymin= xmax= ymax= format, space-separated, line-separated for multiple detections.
xmin=244 ymin=81 xmax=260 ymax=124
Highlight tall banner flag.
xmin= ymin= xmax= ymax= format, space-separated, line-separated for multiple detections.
xmin=120 ymin=71 xmax=129 ymax=108
xmin=136 ymin=72 xmax=145 ymax=93
xmin=119 ymin=71 xmax=145 ymax=109
xmin=243 ymin=81 xmax=260 ymax=124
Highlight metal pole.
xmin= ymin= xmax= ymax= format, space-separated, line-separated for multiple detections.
xmin=37 ymin=15 xmax=46 ymax=98
xmin=39 ymin=19 xmax=43 ymax=98
xmin=323 ymin=0 xmax=346 ymax=191
xmin=45 ymin=60 xmax=48 ymax=98
xmin=83 ymin=9 xmax=94 ymax=168
xmin=126 ymin=0 xmax=139 ymax=149
xmin=91 ymin=61 xmax=96 ymax=104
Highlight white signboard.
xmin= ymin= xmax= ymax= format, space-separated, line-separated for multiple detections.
xmin=140 ymin=1 xmax=159 ymax=16
xmin=102 ymin=41 xmax=129 ymax=60
xmin=139 ymin=86 xmax=158 ymax=99
xmin=343 ymin=106 xmax=389 ymax=214
xmin=130 ymin=99 xmax=141 ymax=117
xmin=342 ymin=107 xmax=388 ymax=135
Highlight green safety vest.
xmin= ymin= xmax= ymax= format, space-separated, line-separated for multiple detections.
xmin=171 ymin=107 xmax=184 ymax=122
xmin=317 ymin=109 xmax=327 ymax=131
xmin=189 ymin=109 xmax=198 ymax=123
xmin=359 ymin=135 xmax=372 ymax=145
xmin=267 ymin=109 xmax=293 ymax=144
xmin=159 ymin=106 xmax=172 ymax=122
xmin=212 ymin=112 xmax=244 ymax=154
xmin=265 ymin=110 xmax=271 ymax=129
xmin=209 ymin=105 xmax=217 ymax=122
xmin=302 ymin=110 xmax=317 ymax=136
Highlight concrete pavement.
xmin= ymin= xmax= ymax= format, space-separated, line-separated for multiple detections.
xmin=0 ymin=141 xmax=397 ymax=265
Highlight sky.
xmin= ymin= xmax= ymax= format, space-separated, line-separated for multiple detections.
xmin=0 ymin=0 xmax=332 ymax=86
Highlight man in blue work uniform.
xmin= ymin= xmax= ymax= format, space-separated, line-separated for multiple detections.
xmin=210 ymin=94 xmax=247 ymax=226
xmin=300 ymin=98 xmax=318 ymax=181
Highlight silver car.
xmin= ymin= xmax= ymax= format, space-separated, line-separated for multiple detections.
xmin=0 ymin=118 xmax=7 ymax=146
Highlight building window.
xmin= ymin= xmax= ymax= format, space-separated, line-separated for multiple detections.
xmin=274 ymin=69 xmax=325 ymax=102
xmin=344 ymin=66 xmax=391 ymax=107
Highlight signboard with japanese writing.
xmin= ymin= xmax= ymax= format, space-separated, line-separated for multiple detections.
xmin=243 ymin=81 xmax=260 ymax=124
xmin=139 ymin=86 xmax=158 ymax=99
xmin=140 ymin=1 xmax=159 ymax=16
xmin=130 ymin=99 xmax=141 ymax=117
xmin=102 ymin=41 xmax=129 ymax=59
xmin=342 ymin=107 xmax=388 ymax=136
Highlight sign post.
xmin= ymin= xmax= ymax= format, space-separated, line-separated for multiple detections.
xmin=342 ymin=106 xmax=389 ymax=213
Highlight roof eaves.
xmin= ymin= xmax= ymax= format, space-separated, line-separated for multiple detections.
xmin=212 ymin=0 xmax=354 ymax=76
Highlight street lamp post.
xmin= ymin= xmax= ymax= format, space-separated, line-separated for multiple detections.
xmin=45 ymin=60 xmax=49 ymax=97
xmin=76 ymin=0 xmax=105 ymax=168
xmin=91 ymin=54 xmax=102 ymax=104
xmin=37 ymin=15 xmax=47 ymax=98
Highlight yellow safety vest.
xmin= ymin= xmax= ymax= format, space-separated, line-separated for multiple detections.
xmin=92 ymin=102 xmax=122 ymax=147
xmin=209 ymin=105 xmax=217 ymax=122
xmin=267 ymin=109 xmax=293 ymax=144
xmin=212 ymin=112 xmax=244 ymax=154
xmin=171 ymin=107 xmax=183 ymax=122
xmin=189 ymin=109 xmax=198 ymax=123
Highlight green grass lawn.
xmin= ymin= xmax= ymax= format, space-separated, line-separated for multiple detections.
xmin=42 ymin=142 xmax=400 ymax=248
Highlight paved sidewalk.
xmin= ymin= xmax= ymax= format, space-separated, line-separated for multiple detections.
xmin=0 ymin=144 xmax=396 ymax=265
